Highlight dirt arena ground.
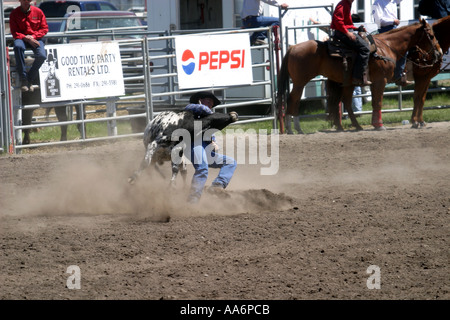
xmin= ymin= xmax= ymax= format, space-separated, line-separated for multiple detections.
xmin=0 ymin=121 xmax=448 ymax=301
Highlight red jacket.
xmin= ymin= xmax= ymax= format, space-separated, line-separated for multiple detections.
xmin=330 ymin=0 xmax=357 ymax=34
xmin=10 ymin=5 xmax=48 ymax=40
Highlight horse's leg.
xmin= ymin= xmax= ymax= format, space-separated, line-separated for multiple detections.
xmin=22 ymin=108 xmax=34 ymax=145
xmin=285 ymin=115 xmax=294 ymax=134
xmin=370 ymin=81 xmax=386 ymax=130
xmin=286 ymin=84 xmax=304 ymax=117
xmin=128 ymin=141 xmax=158 ymax=184
xmin=285 ymin=115 xmax=303 ymax=134
xmin=293 ymin=116 xmax=303 ymax=134
xmin=411 ymin=72 xmax=434 ymax=129
xmin=75 ymin=105 xmax=87 ymax=138
xmin=326 ymin=80 xmax=344 ymax=131
xmin=54 ymin=106 xmax=69 ymax=141
xmin=343 ymin=86 xmax=363 ymax=131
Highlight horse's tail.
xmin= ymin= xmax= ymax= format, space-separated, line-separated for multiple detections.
xmin=276 ymin=47 xmax=291 ymax=110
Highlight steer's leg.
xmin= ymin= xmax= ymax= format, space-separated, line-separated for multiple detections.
xmin=180 ymin=158 xmax=188 ymax=188
xmin=169 ymin=144 xmax=185 ymax=188
xmin=128 ymin=141 xmax=158 ymax=184
xmin=169 ymin=161 xmax=180 ymax=188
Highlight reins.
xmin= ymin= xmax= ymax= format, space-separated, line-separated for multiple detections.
xmin=438 ymin=61 xmax=450 ymax=73
xmin=373 ymin=24 xmax=442 ymax=69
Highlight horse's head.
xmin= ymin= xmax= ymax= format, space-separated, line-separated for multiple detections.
xmin=414 ymin=18 xmax=443 ymax=66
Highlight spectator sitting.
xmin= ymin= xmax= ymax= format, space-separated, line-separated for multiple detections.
xmin=241 ymin=0 xmax=288 ymax=46
xmin=9 ymin=0 xmax=48 ymax=92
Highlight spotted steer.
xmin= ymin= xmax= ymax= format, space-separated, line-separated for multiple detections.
xmin=128 ymin=110 xmax=238 ymax=186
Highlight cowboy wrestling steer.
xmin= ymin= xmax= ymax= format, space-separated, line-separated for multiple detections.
xmin=128 ymin=110 xmax=238 ymax=186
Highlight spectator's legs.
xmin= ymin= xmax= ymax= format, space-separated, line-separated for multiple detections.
xmin=243 ymin=16 xmax=279 ymax=44
xmin=352 ymin=86 xmax=362 ymax=112
xmin=255 ymin=16 xmax=280 ymax=41
xmin=28 ymin=41 xmax=47 ymax=85
xmin=13 ymin=39 xmax=28 ymax=85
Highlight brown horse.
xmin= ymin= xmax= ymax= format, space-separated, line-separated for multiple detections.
xmin=20 ymin=89 xmax=86 ymax=144
xmin=277 ymin=19 xmax=442 ymax=131
xmin=410 ymin=16 xmax=450 ymax=128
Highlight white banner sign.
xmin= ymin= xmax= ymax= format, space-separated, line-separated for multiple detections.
xmin=39 ymin=42 xmax=125 ymax=102
xmin=175 ymin=33 xmax=253 ymax=89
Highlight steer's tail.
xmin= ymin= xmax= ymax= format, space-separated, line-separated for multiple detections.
xmin=276 ymin=47 xmax=291 ymax=112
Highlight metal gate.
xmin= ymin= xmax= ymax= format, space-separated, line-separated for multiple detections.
xmin=0 ymin=0 xmax=13 ymax=154
xmin=1 ymin=24 xmax=278 ymax=154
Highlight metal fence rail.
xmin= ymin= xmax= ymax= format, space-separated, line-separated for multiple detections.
xmin=280 ymin=11 xmax=450 ymax=122
xmin=0 ymin=0 xmax=12 ymax=154
xmin=3 ymin=13 xmax=448 ymax=154
xmin=3 ymin=26 xmax=277 ymax=153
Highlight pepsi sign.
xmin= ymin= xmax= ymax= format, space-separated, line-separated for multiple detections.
xmin=176 ymin=34 xmax=252 ymax=89
xmin=181 ymin=49 xmax=196 ymax=75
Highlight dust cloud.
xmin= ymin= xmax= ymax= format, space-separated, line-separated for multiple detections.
xmin=4 ymin=155 xmax=295 ymax=222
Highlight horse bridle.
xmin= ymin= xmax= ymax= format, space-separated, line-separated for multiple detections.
xmin=374 ymin=23 xmax=443 ymax=69
xmin=409 ymin=24 xmax=443 ymax=69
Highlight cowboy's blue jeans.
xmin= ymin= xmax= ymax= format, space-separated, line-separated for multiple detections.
xmin=188 ymin=141 xmax=236 ymax=202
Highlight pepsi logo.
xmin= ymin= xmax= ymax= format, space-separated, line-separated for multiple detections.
xmin=181 ymin=50 xmax=195 ymax=75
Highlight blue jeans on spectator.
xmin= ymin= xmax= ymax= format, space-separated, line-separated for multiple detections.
xmin=14 ymin=38 xmax=47 ymax=85
xmin=352 ymin=86 xmax=362 ymax=112
xmin=378 ymin=25 xmax=406 ymax=80
xmin=242 ymin=15 xmax=280 ymax=44
xmin=188 ymin=141 xmax=237 ymax=203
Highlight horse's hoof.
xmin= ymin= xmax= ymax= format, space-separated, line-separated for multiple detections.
xmin=411 ymin=121 xmax=426 ymax=129
xmin=374 ymin=126 xmax=386 ymax=131
xmin=356 ymin=126 xmax=364 ymax=131
xmin=128 ymin=176 xmax=136 ymax=185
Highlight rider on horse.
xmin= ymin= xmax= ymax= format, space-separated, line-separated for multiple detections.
xmin=330 ymin=0 xmax=372 ymax=87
